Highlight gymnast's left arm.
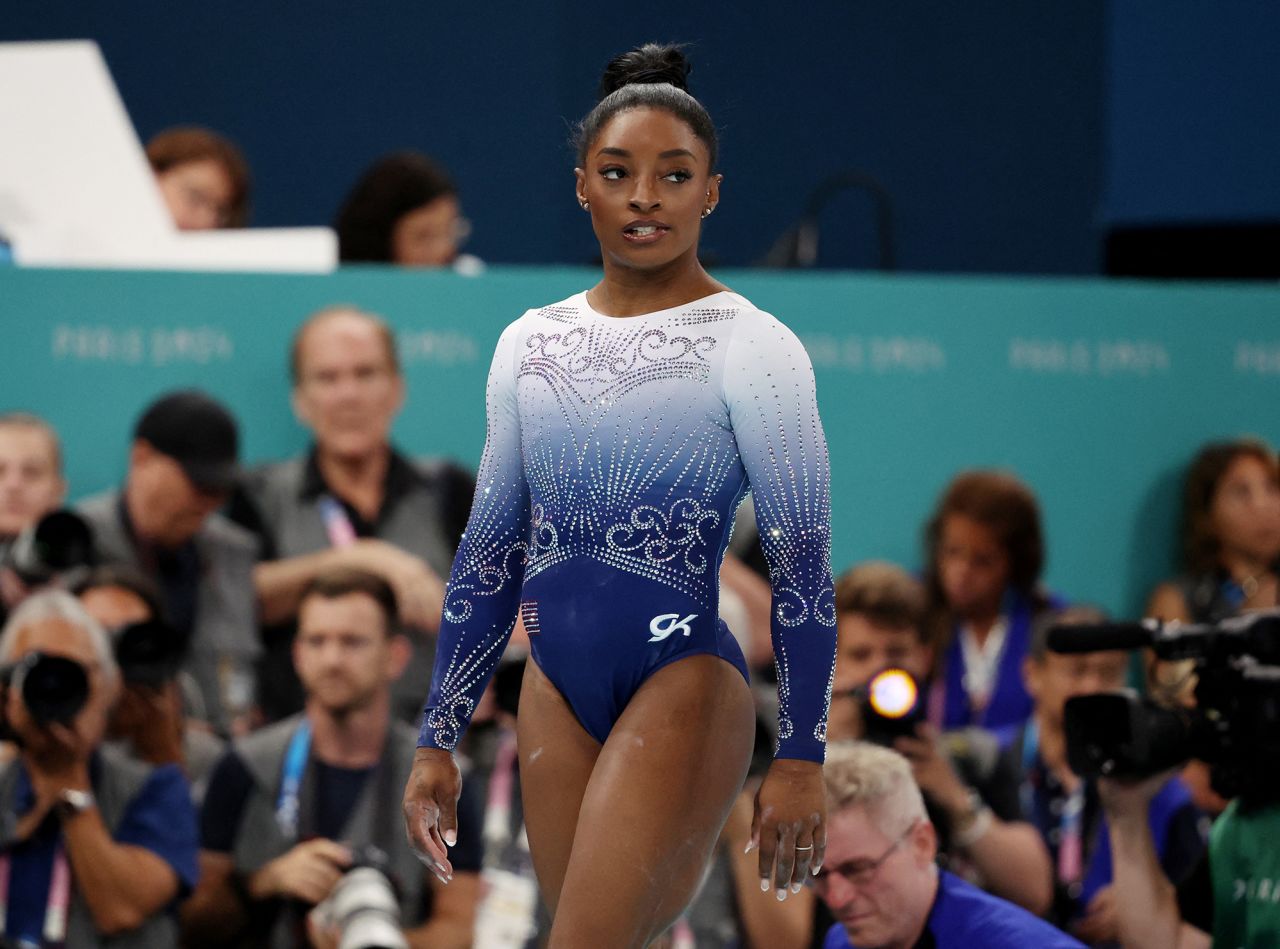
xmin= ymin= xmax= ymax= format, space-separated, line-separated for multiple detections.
xmin=723 ymin=311 xmax=837 ymax=894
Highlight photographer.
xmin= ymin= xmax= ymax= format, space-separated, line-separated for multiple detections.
xmin=1099 ymin=773 xmax=1218 ymax=949
xmin=0 ymin=590 xmax=200 ymax=947
xmin=73 ymin=565 xmax=226 ymax=805
xmin=1089 ymin=610 xmax=1280 ymax=948
xmin=829 ymin=562 xmax=1052 ymax=915
xmin=1010 ymin=607 xmax=1205 ymax=944
xmin=77 ymin=390 xmax=260 ymax=737
xmin=185 ymin=568 xmax=481 ymax=948
xmin=0 ymin=413 xmax=68 ymax=618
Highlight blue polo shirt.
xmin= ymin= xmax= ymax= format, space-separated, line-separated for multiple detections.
xmin=823 ymin=869 xmax=1085 ymax=948
xmin=3 ymin=757 xmax=200 ymax=943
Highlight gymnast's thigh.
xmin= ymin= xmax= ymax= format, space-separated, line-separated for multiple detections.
xmin=516 ymin=656 xmax=602 ymax=917
xmin=548 ymin=653 xmax=756 ymax=949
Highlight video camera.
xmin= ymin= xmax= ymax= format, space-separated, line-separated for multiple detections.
xmin=1048 ymin=610 xmax=1280 ymax=807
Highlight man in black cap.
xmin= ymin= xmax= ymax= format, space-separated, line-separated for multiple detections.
xmin=77 ymin=389 xmax=259 ymax=736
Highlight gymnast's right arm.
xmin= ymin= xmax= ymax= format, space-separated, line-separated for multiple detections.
xmin=404 ymin=319 xmax=530 ymax=876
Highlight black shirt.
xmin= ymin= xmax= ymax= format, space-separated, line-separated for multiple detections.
xmin=200 ymin=746 xmax=484 ymax=874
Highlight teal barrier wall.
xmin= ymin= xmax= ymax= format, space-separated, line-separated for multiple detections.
xmin=3 ymin=266 xmax=1278 ymax=619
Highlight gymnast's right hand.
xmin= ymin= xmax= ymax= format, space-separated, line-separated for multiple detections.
xmin=403 ymin=747 xmax=461 ymax=884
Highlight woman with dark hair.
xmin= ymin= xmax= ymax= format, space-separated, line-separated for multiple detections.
xmin=923 ymin=470 xmax=1063 ymax=735
xmin=403 ymin=43 xmax=836 ymax=945
xmin=146 ymin=126 xmax=252 ymax=230
xmin=334 ymin=151 xmax=477 ymax=270
xmin=1147 ymin=438 xmax=1280 ymax=625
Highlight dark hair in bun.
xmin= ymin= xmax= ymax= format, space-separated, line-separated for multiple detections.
xmin=575 ymin=43 xmax=718 ymax=170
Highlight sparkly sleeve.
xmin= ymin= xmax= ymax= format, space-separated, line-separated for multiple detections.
xmin=724 ymin=313 xmax=837 ymax=762
xmin=419 ymin=319 xmax=530 ymax=751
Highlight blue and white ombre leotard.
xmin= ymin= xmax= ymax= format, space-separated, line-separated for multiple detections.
xmin=418 ymin=290 xmax=837 ymax=762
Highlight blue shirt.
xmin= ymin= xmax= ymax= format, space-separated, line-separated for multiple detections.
xmin=3 ymin=757 xmax=200 ymax=942
xmin=823 ymin=870 xmax=1085 ymax=948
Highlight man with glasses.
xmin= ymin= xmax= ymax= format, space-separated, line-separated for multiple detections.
xmin=817 ymin=742 xmax=1083 ymax=948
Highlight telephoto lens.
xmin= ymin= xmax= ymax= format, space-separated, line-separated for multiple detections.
xmin=310 ymin=846 xmax=406 ymax=949
xmin=6 ymin=510 xmax=97 ymax=585
xmin=2 ymin=651 xmax=90 ymax=725
xmin=114 ymin=619 xmax=190 ymax=687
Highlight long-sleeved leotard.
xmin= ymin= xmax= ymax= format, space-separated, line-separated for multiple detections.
xmin=419 ymin=290 xmax=836 ymax=762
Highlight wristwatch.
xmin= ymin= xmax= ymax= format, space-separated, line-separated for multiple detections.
xmin=55 ymin=788 xmax=96 ymax=818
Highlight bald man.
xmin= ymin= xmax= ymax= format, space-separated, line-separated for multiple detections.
xmin=228 ymin=306 xmax=474 ymax=723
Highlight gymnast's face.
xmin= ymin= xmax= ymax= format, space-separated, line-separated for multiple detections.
xmin=575 ymin=107 xmax=720 ymax=273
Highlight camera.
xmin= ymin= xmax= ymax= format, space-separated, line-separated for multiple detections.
xmin=0 ymin=651 xmax=90 ymax=725
xmin=4 ymin=509 xmax=97 ymax=586
xmin=0 ymin=618 xmax=190 ymax=730
xmin=310 ymin=844 xmax=406 ymax=949
xmin=858 ymin=667 xmax=925 ymax=746
xmin=1048 ymin=610 xmax=1280 ymax=807
xmin=113 ymin=618 xmax=190 ymax=688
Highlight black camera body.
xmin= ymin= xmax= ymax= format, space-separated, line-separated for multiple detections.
xmin=1050 ymin=611 xmax=1280 ymax=807
xmin=0 ymin=651 xmax=91 ymax=726
xmin=0 ymin=618 xmax=190 ymax=730
xmin=4 ymin=509 xmax=97 ymax=586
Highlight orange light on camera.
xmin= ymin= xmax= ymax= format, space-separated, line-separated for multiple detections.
xmin=868 ymin=669 xmax=918 ymax=719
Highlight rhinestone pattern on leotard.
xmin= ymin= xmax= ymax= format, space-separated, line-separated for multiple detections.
xmin=420 ymin=291 xmax=836 ymax=761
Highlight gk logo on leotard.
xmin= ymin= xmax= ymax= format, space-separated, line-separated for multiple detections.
xmin=648 ymin=613 xmax=698 ymax=643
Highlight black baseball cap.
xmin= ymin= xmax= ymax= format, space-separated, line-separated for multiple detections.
xmin=133 ymin=390 xmax=239 ymax=494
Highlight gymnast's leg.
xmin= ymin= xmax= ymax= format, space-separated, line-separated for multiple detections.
xmin=516 ymin=658 xmax=601 ymax=917
xmin=546 ymin=654 xmax=756 ymax=948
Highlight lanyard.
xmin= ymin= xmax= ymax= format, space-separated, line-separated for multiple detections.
xmin=318 ymin=495 xmax=358 ymax=549
xmin=0 ymin=845 xmax=72 ymax=947
xmin=1020 ymin=721 xmax=1085 ymax=887
xmin=482 ymin=729 xmax=522 ymax=854
xmin=276 ymin=720 xmax=312 ymax=839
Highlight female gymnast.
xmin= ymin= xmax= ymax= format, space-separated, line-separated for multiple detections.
xmin=403 ymin=43 xmax=837 ymax=946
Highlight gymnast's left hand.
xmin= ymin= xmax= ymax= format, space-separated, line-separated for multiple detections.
xmin=749 ymin=758 xmax=826 ymax=901
xmin=402 ymin=747 xmax=461 ymax=885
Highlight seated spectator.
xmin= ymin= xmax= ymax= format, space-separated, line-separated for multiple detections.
xmin=146 ymin=126 xmax=251 ymax=231
xmin=77 ymin=390 xmax=259 ymax=736
xmin=0 ymin=412 xmax=68 ymax=618
xmin=73 ymin=565 xmax=225 ymax=805
xmin=830 ymin=562 xmax=1052 ymax=915
xmin=1145 ymin=440 xmax=1280 ymax=817
xmin=229 ymin=306 xmax=472 ymax=723
xmin=923 ymin=470 xmax=1064 ymax=735
xmin=184 ymin=568 xmax=480 ymax=948
xmin=1146 ymin=437 xmax=1279 ymax=626
xmin=0 ymin=590 xmax=200 ymax=947
xmin=334 ymin=151 xmax=482 ymax=273
xmin=1006 ymin=606 xmax=1205 ymax=944
xmin=816 ymin=742 xmax=1083 ymax=949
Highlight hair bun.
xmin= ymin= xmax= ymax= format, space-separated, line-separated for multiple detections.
xmin=598 ymin=43 xmax=692 ymax=100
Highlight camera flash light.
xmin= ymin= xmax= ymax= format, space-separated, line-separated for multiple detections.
xmin=868 ymin=669 xmax=918 ymax=719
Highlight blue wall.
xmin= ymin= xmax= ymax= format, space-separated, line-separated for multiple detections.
xmin=3 ymin=2 xmax=1106 ymax=273
xmin=1104 ymin=0 xmax=1280 ymax=225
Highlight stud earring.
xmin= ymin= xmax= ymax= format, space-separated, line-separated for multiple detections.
xmin=580 ymin=200 xmax=590 ymax=211
xmin=702 ymin=206 xmax=714 ymax=219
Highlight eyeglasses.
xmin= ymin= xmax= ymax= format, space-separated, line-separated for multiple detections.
xmin=810 ymin=819 xmax=919 ymax=890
